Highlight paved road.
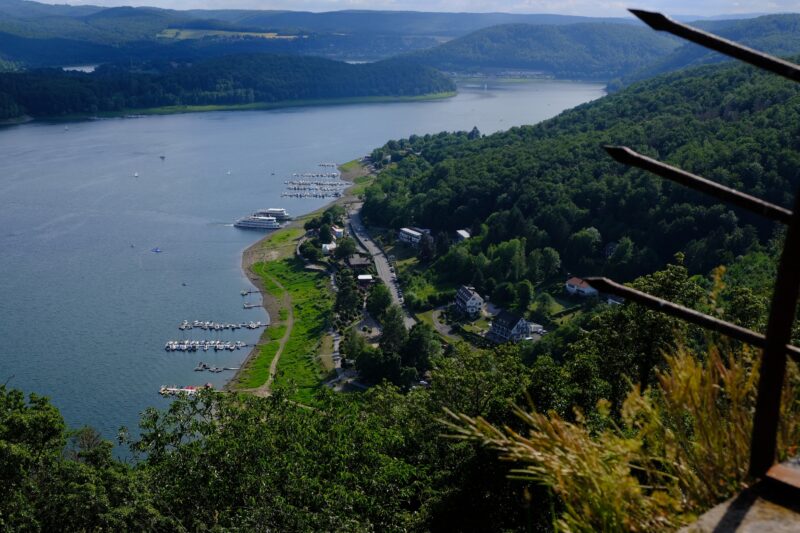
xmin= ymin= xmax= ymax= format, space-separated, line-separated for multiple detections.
xmin=349 ymin=208 xmax=416 ymax=329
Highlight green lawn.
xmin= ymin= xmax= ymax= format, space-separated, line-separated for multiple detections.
xmin=261 ymin=258 xmax=332 ymax=404
xmin=236 ymin=341 xmax=280 ymax=389
xmin=339 ymin=159 xmax=362 ymax=173
xmin=158 ymin=29 xmax=298 ymax=40
xmin=349 ymin=175 xmax=375 ymax=196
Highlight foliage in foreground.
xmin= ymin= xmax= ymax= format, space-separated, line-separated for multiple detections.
xmin=447 ymin=344 xmax=800 ymax=531
xmin=1 ymin=343 xmax=536 ymax=531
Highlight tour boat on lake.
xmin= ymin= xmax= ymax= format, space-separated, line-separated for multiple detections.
xmin=234 ymin=213 xmax=281 ymax=230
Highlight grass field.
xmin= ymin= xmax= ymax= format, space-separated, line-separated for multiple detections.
xmin=262 ymin=258 xmax=332 ymax=404
xmin=158 ymin=29 xmax=299 ymax=40
xmin=349 ymin=174 xmax=375 ymax=196
xmin=236 ymin=341 xmax=280 ymax=389
xmin=338 ymin=159 xmax=362 ymax=173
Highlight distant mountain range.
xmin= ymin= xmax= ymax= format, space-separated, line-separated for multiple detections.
xmin=0 ymin=0 xmax=641 ymax=67
xmin=404 ymin=23 xmax=681 ymax=81
xmin=405 ymin=13 xmax=800 ymax=84
xmin=0 ymin=0 xmax=798 ymax=88
xmin=619 ymin=14 xmax=800 ymax=86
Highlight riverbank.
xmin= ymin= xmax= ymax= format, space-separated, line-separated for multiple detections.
xmin=14 ymin=92 xmax=457 ymax=124
xmin=226 ymin=158 xmax=372 ymax=397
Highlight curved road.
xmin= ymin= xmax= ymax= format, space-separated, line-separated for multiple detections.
xmin=349 ymin=206 xmax=416 ymax=330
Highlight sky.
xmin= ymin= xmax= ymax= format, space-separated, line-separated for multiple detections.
xmin=37 ymin=1 xmax=800 ymax=17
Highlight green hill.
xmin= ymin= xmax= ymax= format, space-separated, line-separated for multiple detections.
xmin=620 ymin=14 xmax=800 ymax=87
xmin=362 ymin=58 xmax=800 ymax=299
xmin=406 ymin=22 xmax=681 ymax=80
xmin=0 ymin=54 xmax=455 ymax=119
xmin=0 ymin=0 xmax=638 ymax=67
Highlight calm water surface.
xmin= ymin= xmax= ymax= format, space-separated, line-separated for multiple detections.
xmin=0 ymin=80 xmax=604 ymax=443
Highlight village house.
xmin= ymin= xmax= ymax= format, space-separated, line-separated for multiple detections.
xmin=347 ymin=254 xmax=372 ymax=271
xmin=357 ymin=274 xmax=374 ymax=286
xmin=398 ymin=227 xmax=423 ymax=246
xmin=565 ymin=276 xmax=599 ymax=297
xmin=487 ymin=311 xmax=538 ymax=344
xmin=331 ymin=225 xmax=345 ymax=239
xmin=455 ymin=229 xmax=471 ymax=242
xmin=321 ymin=242 xmax=337 ymax=255
xmin=454 ymin=285 xmax=484 ymax=316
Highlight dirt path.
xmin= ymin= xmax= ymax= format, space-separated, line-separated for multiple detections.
xmin=232 ymin=272 xmax=294 ymax=397
xmin=253 ymin=275 xmax=293 ymax=397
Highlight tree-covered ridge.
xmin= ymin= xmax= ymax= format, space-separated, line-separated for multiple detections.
xmin=406 ymin=22 xmax=680 ymax=80
xmin=0 ymin=54 xmax=455 ymax=119
xmin=0 ymin=0 xmax=630 ymax=68
xmin=362 ymin=59 xmax=800 ymax=297
xmin=0 ymin=341 xmax=539 ymax=531
xmin=619 ymin=14 xmax=800 ymax=88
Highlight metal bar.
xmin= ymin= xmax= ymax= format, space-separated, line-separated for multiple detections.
xmin=584 ymin=277 xmax=800 ymax=364
xmin=766 ymin=464 xmax=800 ymax=491
xmin=750 ymin=191 xmax=800 ymax=477
xmin=630 ymin=10 xmax=800 ymax=83
xmin=604 ymin=145 xmax=793 ymax=224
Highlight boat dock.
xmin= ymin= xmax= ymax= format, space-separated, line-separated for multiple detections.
xmin=282 ymin=165 xmax=345 ymax=200
xmin=179 ymin=320 xmax=265 ymax=331
xmin=165 ymin=340 xmax=249 ymax=352
xmin=193 ymin=362 xmax=240 ymax=373
xmin=281 ymin=191 xmax=343 ymax=199
xmin=159 ymin=384 xmax=213 ymax=397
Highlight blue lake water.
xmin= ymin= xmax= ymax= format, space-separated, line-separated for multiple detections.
xmin=0 ymin=80 xmax=604 ymax=443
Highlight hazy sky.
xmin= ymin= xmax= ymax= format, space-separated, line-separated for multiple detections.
xmin=38 ymin=1 xmax=800 ymax=17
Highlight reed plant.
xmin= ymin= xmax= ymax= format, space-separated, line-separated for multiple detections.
xmin=445 ymin=344 xmax=800 ymax=531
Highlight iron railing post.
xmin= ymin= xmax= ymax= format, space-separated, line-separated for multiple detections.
xmin=749 ymin=191 xmax=800 ymax=477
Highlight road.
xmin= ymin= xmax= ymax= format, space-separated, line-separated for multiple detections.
xmin=349 ymin=207 xmax=416 ymax=330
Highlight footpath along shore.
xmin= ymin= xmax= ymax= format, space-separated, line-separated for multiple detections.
xmin=225 ymin=159 xmax=372 ymax=393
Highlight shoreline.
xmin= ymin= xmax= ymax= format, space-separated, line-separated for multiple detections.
xmin=226 ymin=158 xmax=372 ymax=392
xmin=7 ymin=92 xmax=457 ymax=124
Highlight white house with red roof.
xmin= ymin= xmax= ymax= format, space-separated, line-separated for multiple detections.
xmin=565 ymin=276 xmax=599 ymax=297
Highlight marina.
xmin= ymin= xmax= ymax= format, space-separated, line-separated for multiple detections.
xmin=179 ymin=319 xmax=265 ymax=331
xmin=0 ymin=77 xmax=605 ymax=440
xmin=159 ymin=384 xmax=213 ymax=397
xmin=164 ymin=339 xmax=249 ymax=352
xmin=281 ymin=165 xmax=345 ymax=200
xmin=281 ymin=191 xmax=343 ymax=199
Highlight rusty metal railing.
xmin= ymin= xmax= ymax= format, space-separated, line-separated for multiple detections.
xmin=586 ymin=10 xmax=800 ymax=488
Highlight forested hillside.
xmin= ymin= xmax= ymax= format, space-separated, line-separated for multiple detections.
xmin=619 ymin=14 xmax=800 ymax=87
xmin=0 ymin=0 xmax=631 ymax=67
xmin=0 ymin=55 xmax=455 ymax=118
xmin=363 ymin=59 xmax=800 ymax=296
xmin=407 ymin=22 xmax=680 ymax=79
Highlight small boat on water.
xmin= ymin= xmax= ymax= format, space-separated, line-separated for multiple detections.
xmin=133 ymin=172 xmax=139 ymax=177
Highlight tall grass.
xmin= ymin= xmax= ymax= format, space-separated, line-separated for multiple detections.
xmin=445 ymin=344 xmax=800 ymax=531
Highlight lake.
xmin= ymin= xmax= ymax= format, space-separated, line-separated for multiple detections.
xmin=0 ymin=79 xmax=604 ymax=443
